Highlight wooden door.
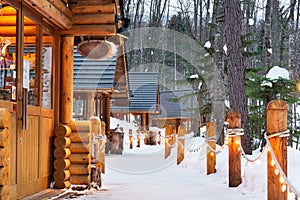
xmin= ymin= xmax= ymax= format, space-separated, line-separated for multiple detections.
xmin=15 ymin=10 xmax=56 ymax=197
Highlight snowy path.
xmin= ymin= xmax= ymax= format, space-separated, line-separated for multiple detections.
xmin=70 ymin=118 xmax=300 ymax=200
xmin=74 ymin=136 xmax=273 ymax=200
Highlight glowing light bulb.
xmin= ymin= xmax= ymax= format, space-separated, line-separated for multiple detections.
xmin=238 ymin=147 xmax=241 ymax=151
xmin=279 ymin=176 xmax=284 ymax=184
xmin=281 ymin=184 xmax=287 ymax=193
xmin=236 ymin=140 xmax=240 ymax=145
xmin=270 ymin=160 xmax=275 ymax=167
xmin=274 ymin=168 xmax=279 ymax=176
xmin=210 ymin=152 xmax=214 ymax=156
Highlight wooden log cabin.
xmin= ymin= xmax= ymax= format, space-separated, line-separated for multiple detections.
xmin=0 ymin=0 xmax=128 ymax=199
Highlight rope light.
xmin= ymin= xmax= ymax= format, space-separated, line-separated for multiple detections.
xmin=226 ymin=128 xmax=267 ymax=163
xmin=264 ymin=131 xmax=300 ymax=197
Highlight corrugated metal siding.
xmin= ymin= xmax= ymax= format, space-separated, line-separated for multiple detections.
xmin=129 ymin=72 xmax=158 ymax=112
xmin=73 ymin=47 xmax=117 ymax=90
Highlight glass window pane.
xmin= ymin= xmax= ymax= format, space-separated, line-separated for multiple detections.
xmin=41 ymin=31 xmax=53 ymax=109
xmin=23 ymin=16 xmax=38 ymax=106
xmin=0 ymin=1 xmax=17 ymax=101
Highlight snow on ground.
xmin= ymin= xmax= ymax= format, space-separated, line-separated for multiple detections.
xmin=73 ymin=118 xmax=300 ymax=200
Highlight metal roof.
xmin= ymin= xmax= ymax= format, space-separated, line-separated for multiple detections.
xmin=156 ymin=90 xmax=197 ymax=119
xmin=73 ymin=46 xmax=117 ymax=90
xmin=128 ymin=72 xmax=158 ymax=112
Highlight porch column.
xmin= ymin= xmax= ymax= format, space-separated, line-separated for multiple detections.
xmin=61 ymin=35 xmax=74 ymax=124
xmin=142 ymin=113 xmax=147 ymax=131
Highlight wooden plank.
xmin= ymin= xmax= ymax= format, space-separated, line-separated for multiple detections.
xmin=24 ymin=0 xmax=72 ymax=29
xmin=72 ymin=13 xmax=115 ymax=25
xmin=206 ymin=122 xmax=216 ymax=175
xmin=60 ymin=25 xmax=116 ymax=36
xmin=69 ymin=164 xmax=91 ymax=175
xmin=70 ymin=4 xmax=115 ymax=14
xmin=266 ymin=100 xmax=288 ymax=200
xmin=61 ymin=36 xmax=74 ymax=124
xmin=39 ymin=117 xmax=54 ymax=179
xmin=228 ymin=112 xmax=242 ymax=187
xmin=54 ymin=159 xmax=71 ymax=170
xmin=177 ymin=126 xmax=185 ymax=165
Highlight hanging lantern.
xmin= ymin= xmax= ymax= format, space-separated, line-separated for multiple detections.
xmin=77 ymin=40 xmax=117 ymax=60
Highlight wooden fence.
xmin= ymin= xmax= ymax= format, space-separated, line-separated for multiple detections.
xmin=163 ymin=99 xmax=299 ymax=200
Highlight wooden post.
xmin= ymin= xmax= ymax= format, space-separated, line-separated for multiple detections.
xmin=228 ymin=112 xmax=242 ymax=187
xmin=266 ymin=100 xmax=287 ymax=200
xmin=87 ymin=91 xmax=95 ymax=119
xmin=61 ymin=35 xmax=74 ymax=124
xmin=105 ymin=95 xmax=110 ymax=135
xmin=136 ymin=130 xmax=140 ymax=148
xmin=100 ymin=121 xmax=106 ymax=174
xmin=177 ymin=126 xmax=185 ymax=165
xmin=129 ymin=129 xmax=133 ymax=149
xmin=165 ymin=125 xmax=174 ymax=159
xmin=142 ymin=113 xmax=147 ymax=131
xmin=206 ymin=121 xmax=216 ymax=175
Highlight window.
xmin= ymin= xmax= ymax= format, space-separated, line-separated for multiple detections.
xmin=0 ymin=2 xmax=17 ymax=101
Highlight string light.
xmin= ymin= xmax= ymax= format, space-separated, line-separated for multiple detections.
xmin=270 ymin=160 xmax=275 ymax=167
xmin=210 ymin=152 xmax=214 ymax=157
xmin=281 ymin=184 xmax=287 ymax=193
xmin=279 ymin=176 xmax=284 ymax=184
xmin=274 ymin=168 xmax=279 ymax=176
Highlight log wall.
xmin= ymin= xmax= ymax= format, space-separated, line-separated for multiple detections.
xmin=0 ymin=109 xmax=11 ymax=199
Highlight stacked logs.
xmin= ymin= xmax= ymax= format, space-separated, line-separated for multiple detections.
xmin=54 ymin=124 xmax=72 ymax=188
xmin=68 ymin=121 xmax=91 ymax=185
xmin=0 ymin=109 xmax=10 ymax=199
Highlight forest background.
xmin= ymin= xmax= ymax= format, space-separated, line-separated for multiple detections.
xmin=121 ymin=0 xmax=300 ymax=154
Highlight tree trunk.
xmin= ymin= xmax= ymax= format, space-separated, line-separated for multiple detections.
xmin=225 ymin=0 xmax=252 ymax=154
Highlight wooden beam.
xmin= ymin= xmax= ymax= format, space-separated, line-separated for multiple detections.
xmin=74 ymin=0 xmax=113 ymax=4
xmin=24 ymin=0 xmax=72 ymax=29
xmin=72 ymin=13 xmax=115 ymax=25
xmin=70 ymin=4 xmax=116 ymax=14
xmin=47 ymin=0 xmax=73 ymax=18
xmin=60 ymin=25 xmax=116 ymax=36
